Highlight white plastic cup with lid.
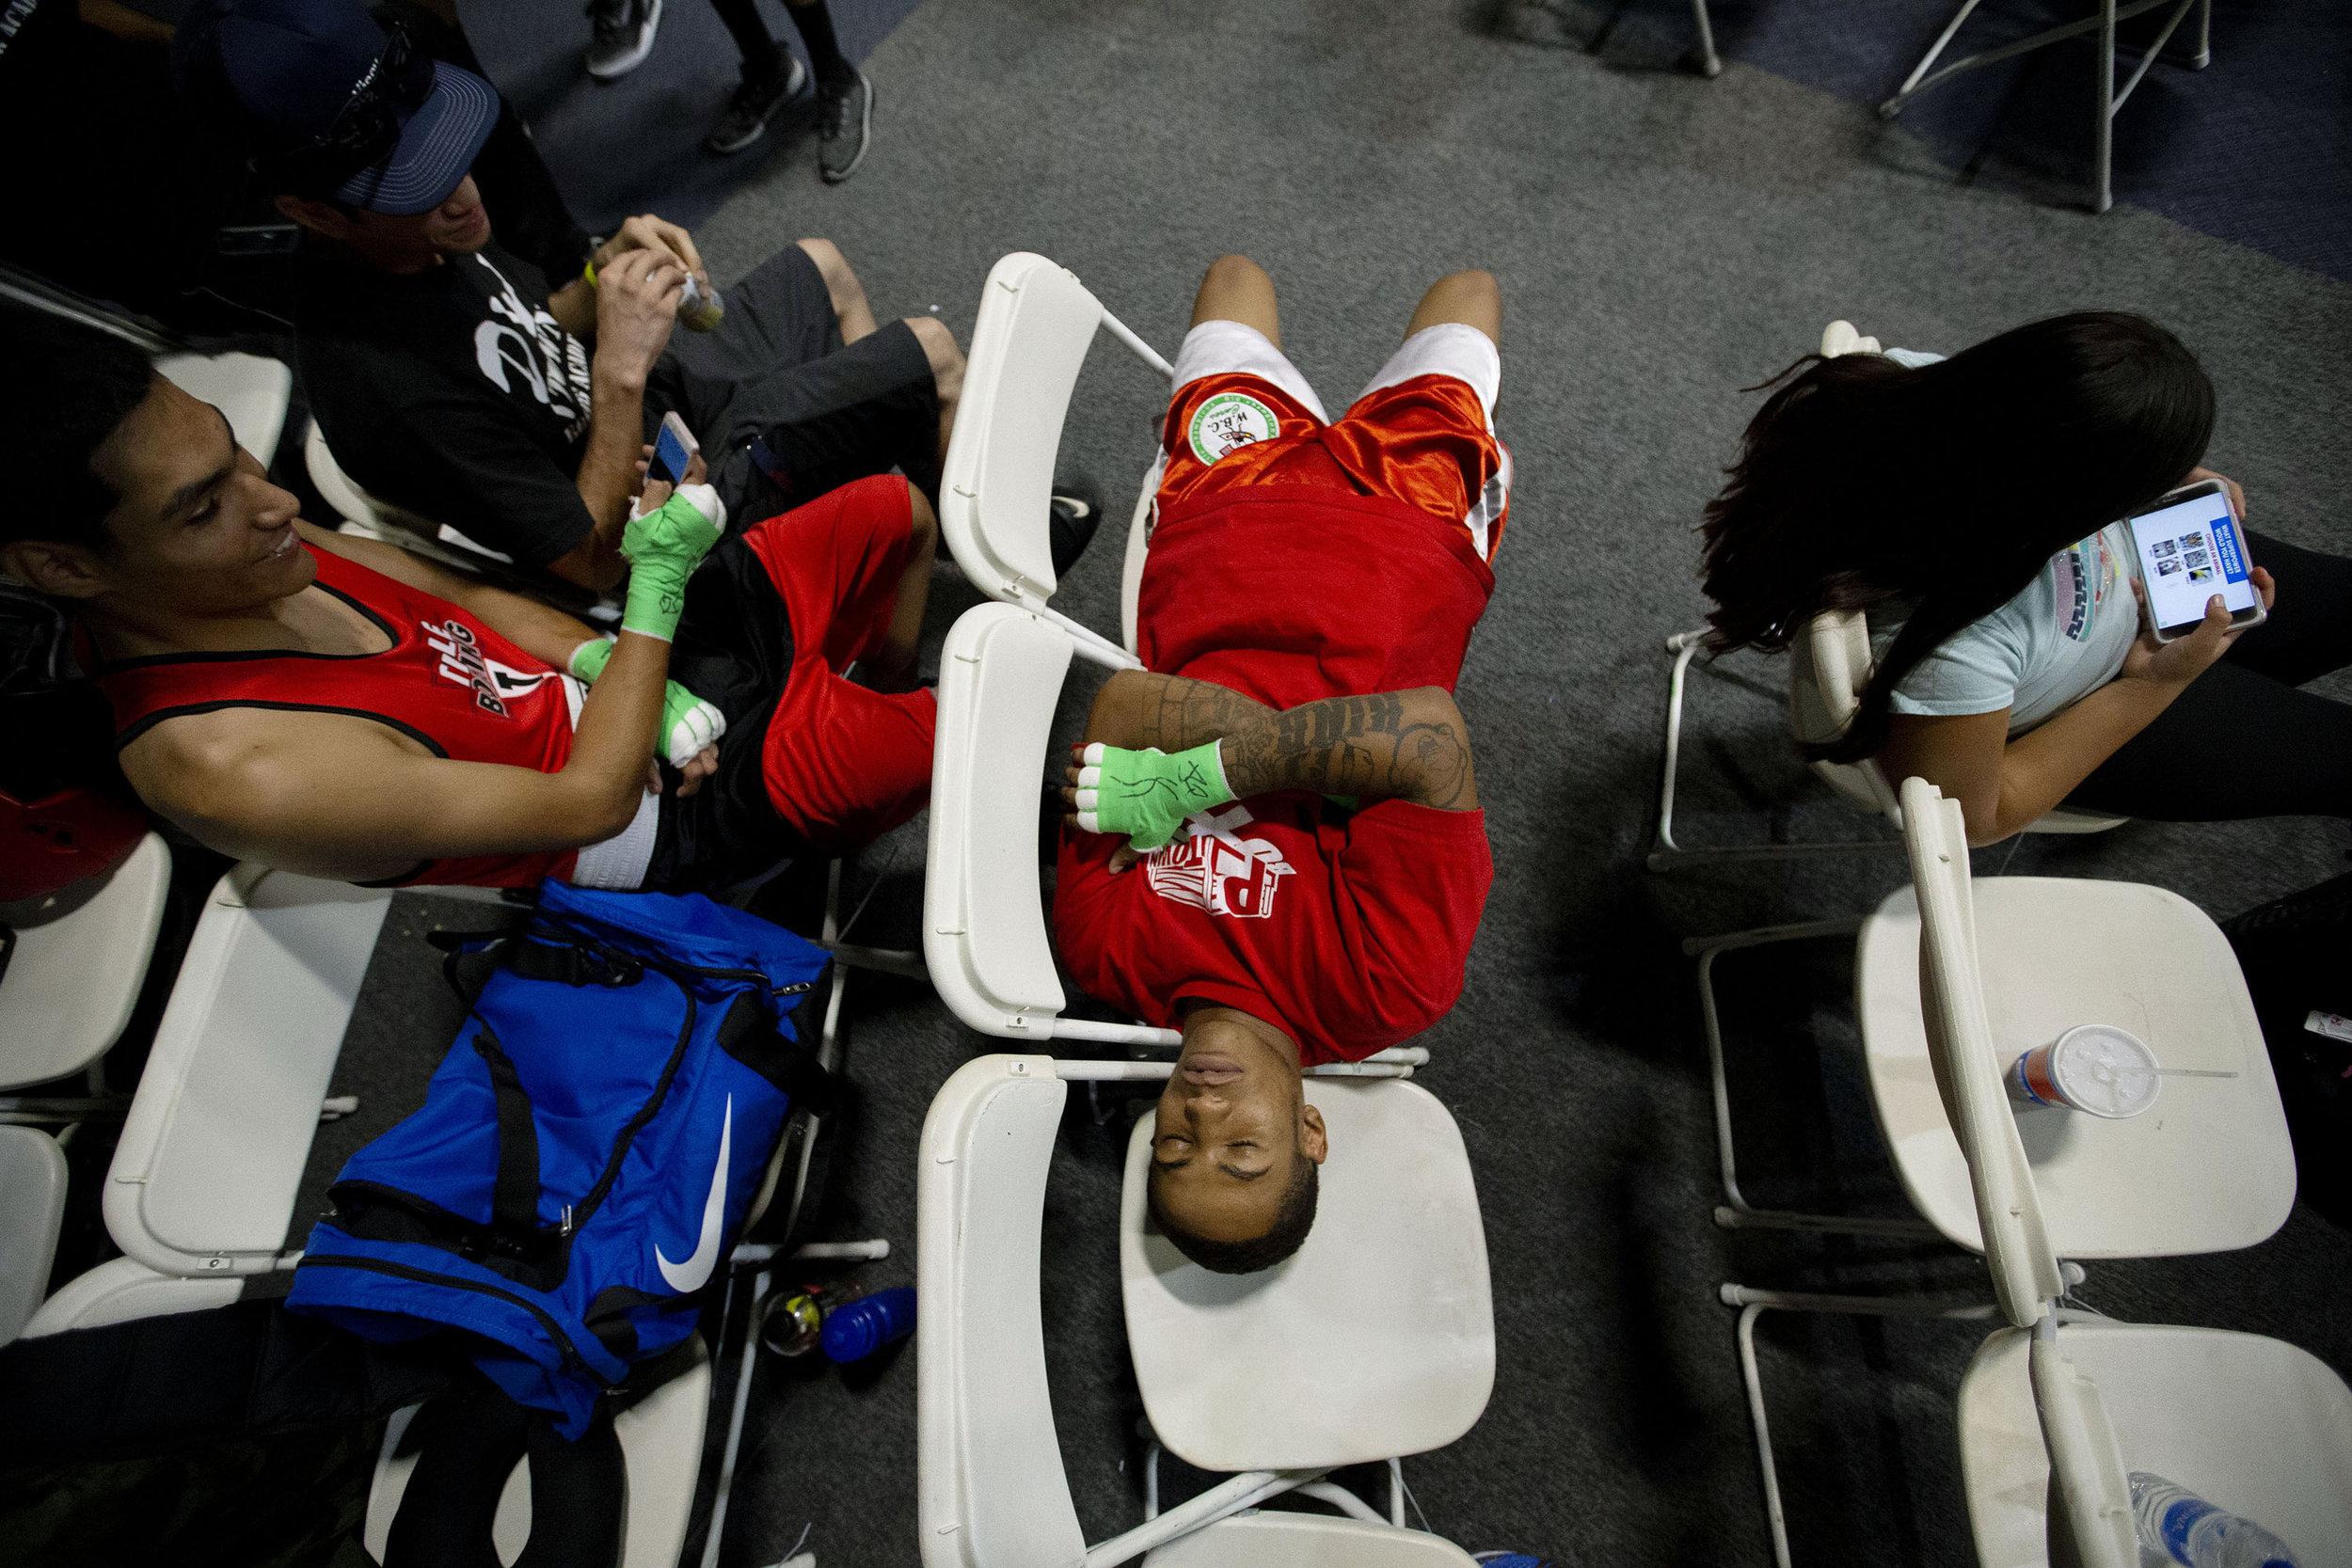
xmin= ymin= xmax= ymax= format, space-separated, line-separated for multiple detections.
xmin=2009 ymin=1023 xmax=2162 ymax=1117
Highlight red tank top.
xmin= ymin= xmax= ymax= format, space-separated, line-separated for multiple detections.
xmin=100 ymin=546 xmax=582 ymax=887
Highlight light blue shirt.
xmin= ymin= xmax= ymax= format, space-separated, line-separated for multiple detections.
xmin=1864 ymin=350 xmax=2139 ymax=734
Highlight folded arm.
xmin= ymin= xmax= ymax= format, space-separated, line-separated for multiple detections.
xmin=125 ymin=649 xmax=669 ymax=883
xmin=1075 ymin=669 xmax=1478 ymax=812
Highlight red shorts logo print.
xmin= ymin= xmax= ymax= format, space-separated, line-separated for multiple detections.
xmin=1145 ymin=803 xmax=1295 ymax=919
xmin=423 ymin=618 xmax=556 ymax=718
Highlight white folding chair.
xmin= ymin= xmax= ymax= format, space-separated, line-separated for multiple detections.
xmin=1721 ymin=777 xmax=2350 ymax=1568
xmin=0 ymin=1124 xmax=68 ymax=1345
xmin=0 ymin=832 xmax=170 ymax=1123
xmin=918 ymin=1053 xmax=1490 ymax=1567
xmin=157 ymin=351 xmax=293 ymax=467
xmin=1652 ymin=322 xmax=2123 ymax=870
xmin=1688 ymin=760 xmax=2291 ymax=1242
xmin=21 ymin=863 xmax=389 ymax=1336
xmin=926 ymin=601 xmax=1426 ymax=1078
xmin=926 ymin=602 xmax=1166 ymax=1051
xmin=938 ymin=251 xmax=1174 ymax=671
xmin=1880 ymin=0 xmax=2213 ymax=214
xmin=306 ymin=418 xmax=528 ymax=572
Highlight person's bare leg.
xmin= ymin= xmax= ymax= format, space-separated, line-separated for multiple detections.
xmin=868 ymin=485 xmax=939 ymax=690
xmin=795 ymin=238 xmax=881 ymax=342
xmin=904 ymin=315 xmax=964 ymax=469
xmin=1189 ymin=254 xmax=1281 ymax=345
xmin=1404 ymin=269 xmax=1501 ymax=350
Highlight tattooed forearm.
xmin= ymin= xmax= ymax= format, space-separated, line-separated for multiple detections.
xmin=1078 ymin=673 xmax=1477 ymax=812
xmin=1082 ymin=671 xmax=1279 ymax=753
xmin=1225 ymin=687 xmax=1478 ymax=811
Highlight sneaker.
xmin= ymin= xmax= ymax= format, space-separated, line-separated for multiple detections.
xmin=705 ymin=51 xmax=807 ymax=155
xmin=816 ymin=69 xmax=874 ymax=183
xmin=584 ymin=0 xmax=662 ymax=80
xmin=1049 ymin=491 xmax=1101 ymax=578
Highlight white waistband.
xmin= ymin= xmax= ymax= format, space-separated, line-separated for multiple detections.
xmin=570 ymin=784 xmax=661 ymax=890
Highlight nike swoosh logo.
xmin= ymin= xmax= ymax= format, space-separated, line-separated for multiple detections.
xmin=657 ymin=1094 xmax=732 ymax=1293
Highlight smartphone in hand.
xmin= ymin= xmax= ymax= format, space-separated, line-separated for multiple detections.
xmin=2123 ymin=478 xmax=2265 ymax=643
xmin=651 ymin=411 xmax=700 ymax=487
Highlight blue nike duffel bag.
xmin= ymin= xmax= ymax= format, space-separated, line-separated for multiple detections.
xmin=285 ymin=881 xmax=833 ymax=1437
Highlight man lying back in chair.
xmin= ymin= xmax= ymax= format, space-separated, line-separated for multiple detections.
xmin=1056 ymin=255 xmax=1508 ymax=1275
xmin=2 ymin=311 xmax=936 ymax=894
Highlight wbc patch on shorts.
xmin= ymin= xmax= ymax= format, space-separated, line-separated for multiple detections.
xmin=1188 ymin=391 xmax=1282 ymax=466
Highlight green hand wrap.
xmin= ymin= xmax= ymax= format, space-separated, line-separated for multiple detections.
xmin=619 ymin=485 xmax=724 ymax=642
xmin=1073 ymin=740 xmax=1235 ymax=851
xmin=567 ymin=635 xmax=729 ymax=768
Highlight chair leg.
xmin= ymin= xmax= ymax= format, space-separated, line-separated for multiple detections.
xmin=2189 ymin=0 xmax=2211 ymax=67
xmin=1689 ymin=921 xmax=1942 ymax=1241
xmin=2093 ymin=0 xmax=2116 ymax=213
xmin=697 ymin=1265 xmax=773 ymax=1568
xmin=1652 ymin=630 xmax=1708 ymax=863
xmin=1724 ymin=1288 xmax=2003 ymax=1568
xmin=1687 ymin=0 xmax=1722 ymax=77
xmin=1649 ymin=631 xmax=1907 ymax=873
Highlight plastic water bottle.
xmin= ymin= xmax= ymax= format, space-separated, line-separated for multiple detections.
xmin=2130 ymin=1473 xmax=2301 ymax=1567
xmin=819 ymin=1285 xmax=914 ymax=1363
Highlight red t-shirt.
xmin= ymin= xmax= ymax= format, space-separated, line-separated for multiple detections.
xmin=1053 ymin=485 xmax=1496 ymax=1064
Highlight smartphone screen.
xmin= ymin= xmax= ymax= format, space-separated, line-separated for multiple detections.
xmin=2130 ymin=488 xmax=2258 ymax=634
xmin=652 ymin=419 xmax=694 ymax=485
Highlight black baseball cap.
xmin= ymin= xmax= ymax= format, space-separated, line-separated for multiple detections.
xmin=176 ymin=0 xmax=499 ymax=215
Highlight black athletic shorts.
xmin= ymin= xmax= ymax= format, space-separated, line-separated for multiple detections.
xmin=647 ymin=243 xmax=940 ymax=528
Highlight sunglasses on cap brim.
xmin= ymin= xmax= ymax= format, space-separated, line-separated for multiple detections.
xmin=253 ymin=24 xmax=438 ymax=200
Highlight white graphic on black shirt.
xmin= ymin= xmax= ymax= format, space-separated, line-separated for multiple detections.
xmin=1145 ymin=802 xmax=1295 ymax=919
xmin=423 ymin=618 xmax=554 ymax=718
xmin=470 ymin=253 xmax=594 ymax=443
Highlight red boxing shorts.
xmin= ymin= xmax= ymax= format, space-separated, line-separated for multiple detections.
xmin=741 ymin=476 xmax=936 ymax=852
xmin=1154 ymin=319 xmax=1512 ymax=562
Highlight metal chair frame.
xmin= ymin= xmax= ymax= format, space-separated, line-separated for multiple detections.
xmin=1880 ymin=0 xmax=2213 ymax=214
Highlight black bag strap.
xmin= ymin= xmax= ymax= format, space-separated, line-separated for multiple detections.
xmin=468 ymin=1023 xmax=545 ymax=1240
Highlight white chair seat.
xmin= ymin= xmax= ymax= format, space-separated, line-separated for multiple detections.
xmin=105 ymin=866 xmax=390 ymax=1275
xmin=1120 ymin=1078 xmax=1493 ymax=1472
xmin=1856 ymin=877 xmax=2294 ymax=1259
xmin=0 ymin=832 xmax=170 ymax=1091
xmin=157 ymin=352 xmax=292 ymax=466
xmin=365 ymin=1339 xmax=712 ymax=1568
xmin=1958 ymin=1321 xmax=2352 ymax=1568
xmin=1142 ymin=1511 xmax=1481 ymax=1566
xmin=20 ymin=1255 xmax=242 ymax=1338
xmin=0 ymin=1125 xmax=68 ymax=1344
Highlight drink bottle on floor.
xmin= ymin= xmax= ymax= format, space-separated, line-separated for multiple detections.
xmin=2131 ymin=1472 xmax=2301 ymax=1568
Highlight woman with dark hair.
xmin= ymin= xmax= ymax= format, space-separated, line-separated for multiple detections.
xmin=1698 ymin=311 xmax=2352 ymax=843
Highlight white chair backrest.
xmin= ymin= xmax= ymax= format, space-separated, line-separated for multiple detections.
xmin=0 ymin=832 xmax=171 ymax=1092
xmin=2028 ymin=1329 xmax=2140 ymax=1568
xmin=940 ymin=253 xmax=1108 ymax=610
xmin=1901 ymin=776 xmax=2139 ymax=1566
xmin=157 ymin=352 xmax=291 ymax=467
xmin=924 ymin=604 xmax=1077 ymax=1038
xmin=917 ymin=1055 xmax=1088 ymax=1568
xmin=0 ymin=1125 xmax=68 ymax=1345
xmin=1789 ymin=611 xmax=1902 ymax=820
xmin=1897 ymin=777 xmax=2065 ymax=1326
xmin=105 ymin=866 xmax=390 ymax=1276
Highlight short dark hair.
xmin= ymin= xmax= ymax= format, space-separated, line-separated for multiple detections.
xmin=1 ymin=308 xmax=159 ymax=553
xmin=1148 ymin=1154 xmax=1319 ymax=1275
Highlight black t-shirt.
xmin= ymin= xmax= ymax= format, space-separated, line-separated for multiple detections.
xmin=294 ymin=237 xmax=598 ymax=570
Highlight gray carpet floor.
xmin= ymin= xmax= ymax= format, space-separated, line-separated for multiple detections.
xmin=297 ymin=2 xmax=2352 ymax=1562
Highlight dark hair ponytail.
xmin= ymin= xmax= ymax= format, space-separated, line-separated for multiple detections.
xmin=1699 ymin=311 xmax=2215 ymax=763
